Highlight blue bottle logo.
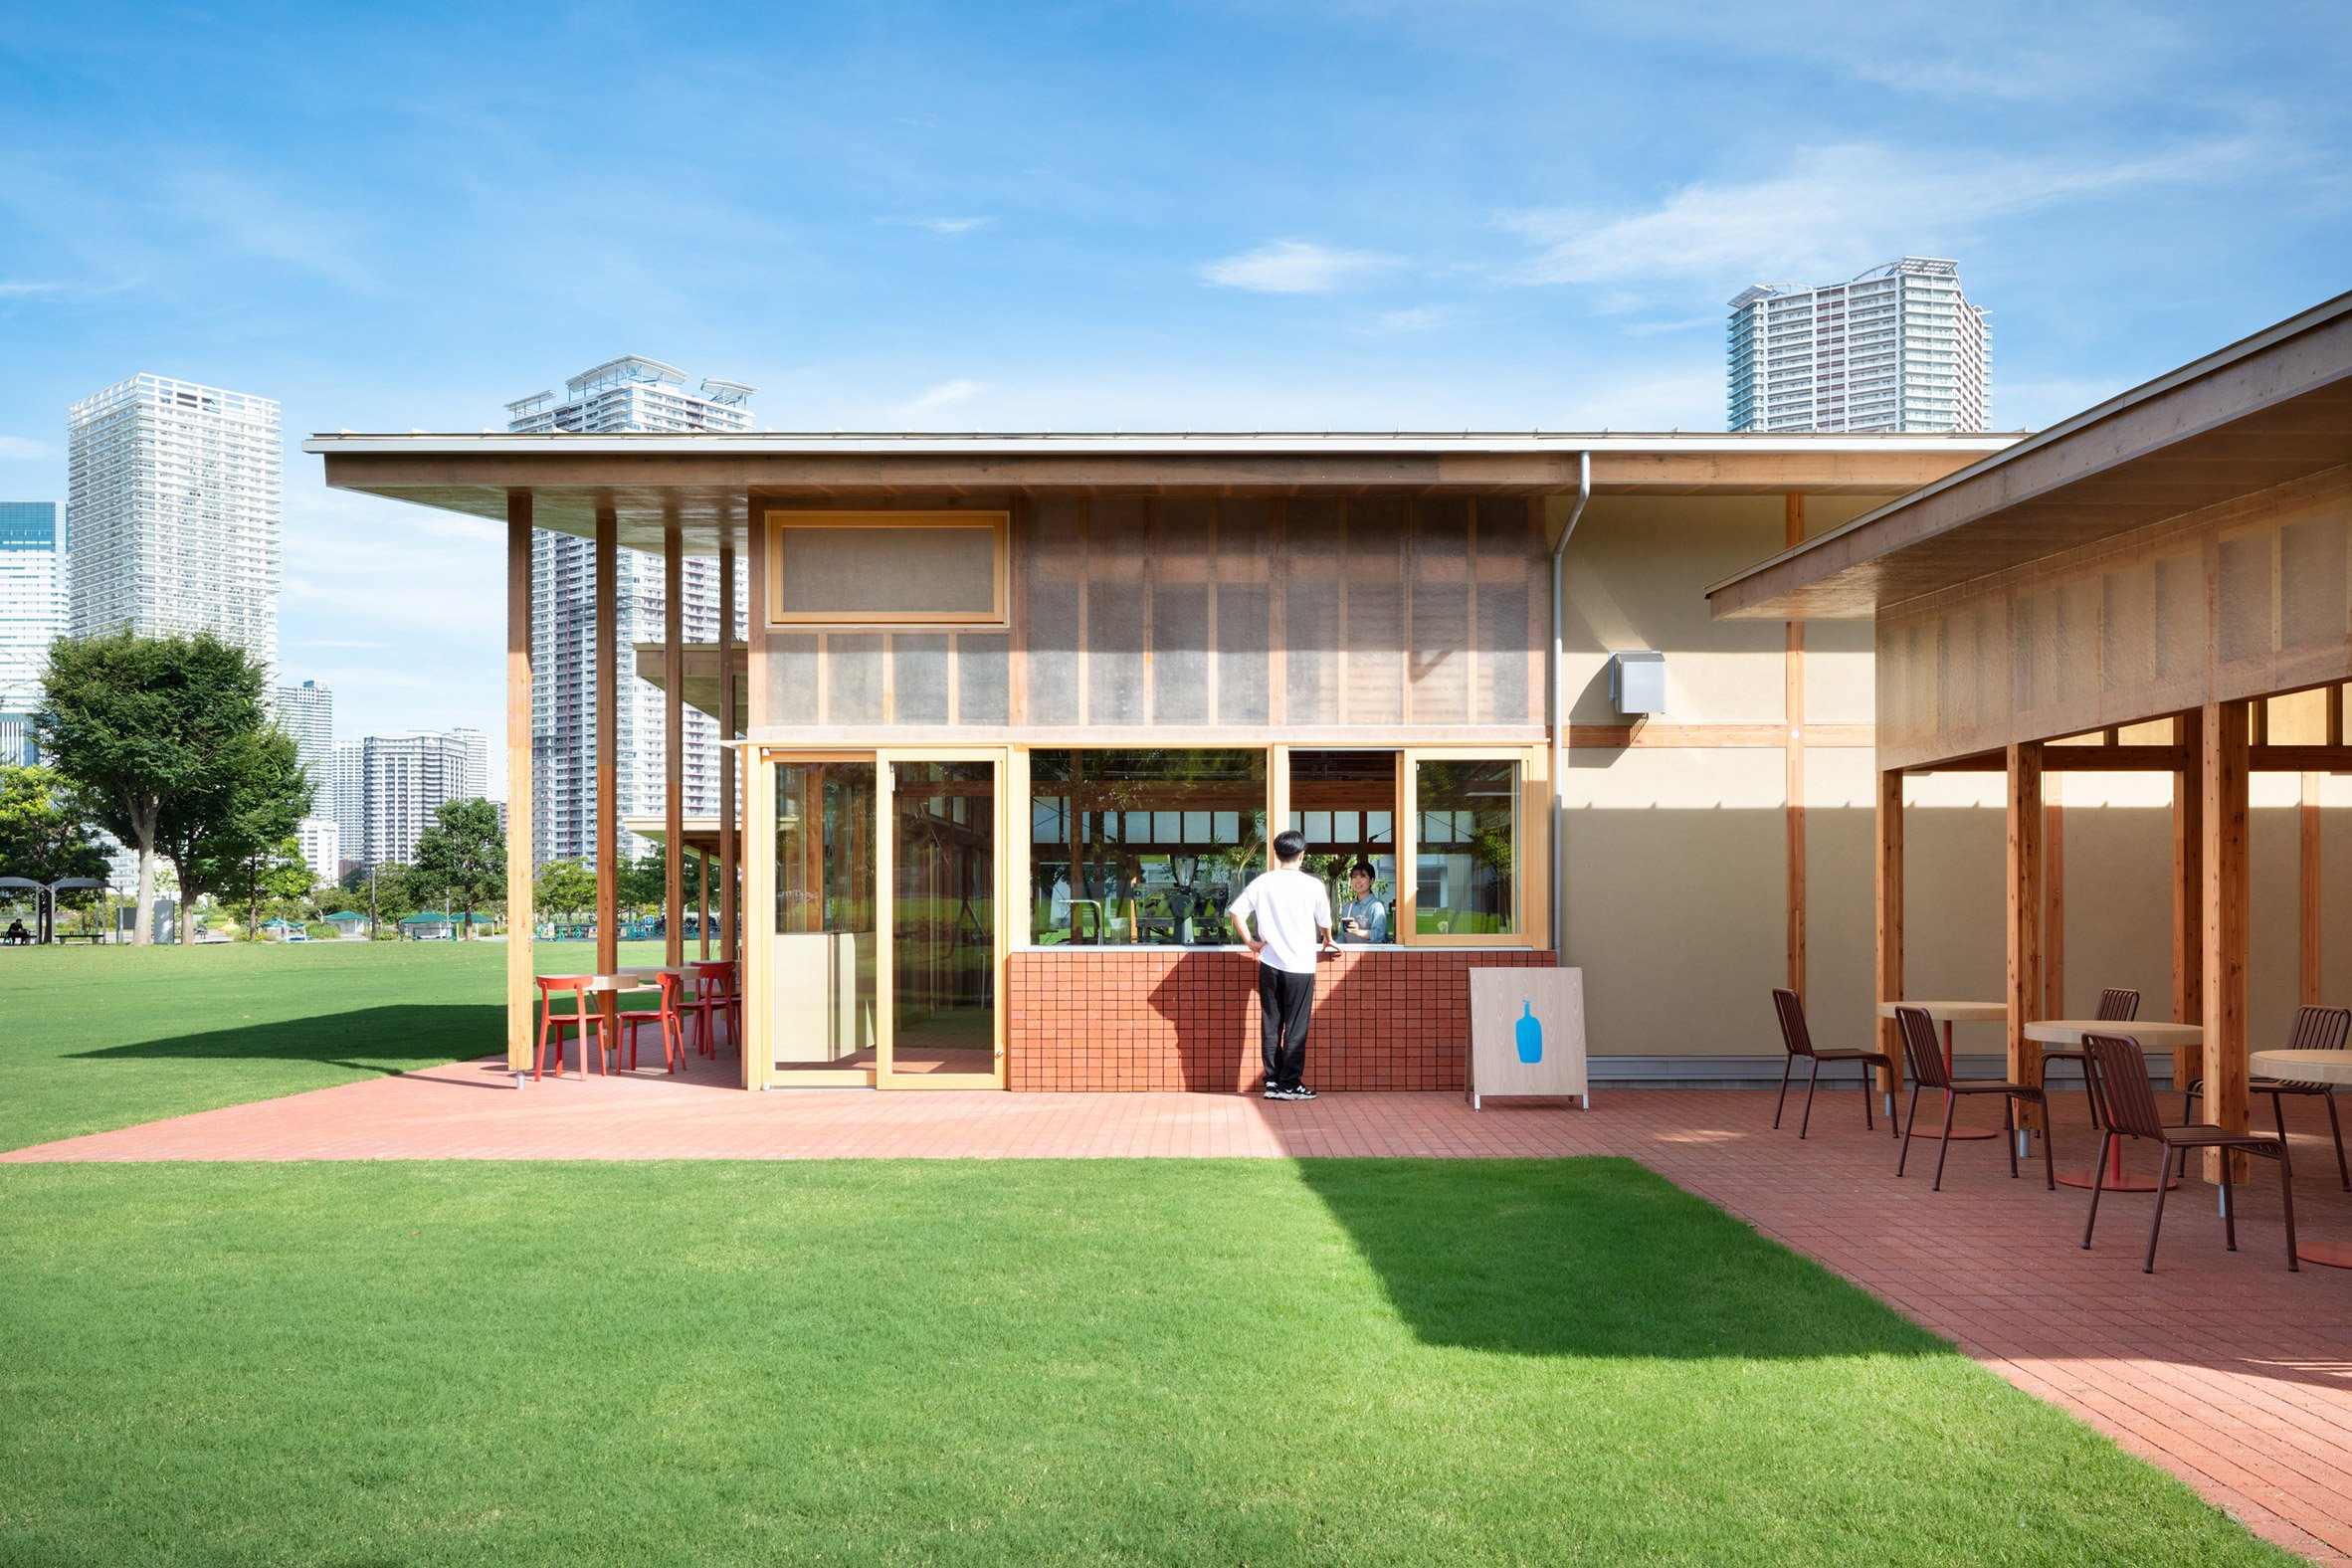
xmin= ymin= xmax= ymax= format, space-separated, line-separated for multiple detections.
xmin=1515 ymin=1000 xmax=1543 ymax=1064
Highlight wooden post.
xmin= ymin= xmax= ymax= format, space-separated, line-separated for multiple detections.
xmin=1874 ymin=765 xmax=1904 ymax=1089
xmin=2172 ymin=714 xmax=2203 ymax=1091
xmin=595 ymin=504 xmax=620 ymax=1048
xmin=2044 ymin=771 xmax=2065 ymax=1017
xmin=719 ymin=530 xmax=739 ymax=964
xmin=2301 ymin=770 xmax=2322 ymax=1006
xmin=2006 ymin=742 xmax=2045 ymax=1131
xmin=664 ymin=514 xmax=685 ymax=969
xmin=1784 ymin=492 xmax=1807 ymax=1003
xmin=2201 ymin=699 xmax=2252 ymax=1183
xmin=505 ymin=491 xmax=534 ymax=1075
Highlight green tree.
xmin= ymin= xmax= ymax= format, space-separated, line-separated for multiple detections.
xmin=411 ymin=798 xmax=504 ymax=936
xmin=535 ymin=860 xmax=597 ymax=923
xmin=38 ymin=631 xmax=308 ymax=944
xmin=216 ymin=836 xmax=317 ymax=933
xmin=0 ymin=763 xmax=108 ymax=884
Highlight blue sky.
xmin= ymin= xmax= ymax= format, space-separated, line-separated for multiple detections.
xmin=3 ymin=0 xmax=2348 ymax=763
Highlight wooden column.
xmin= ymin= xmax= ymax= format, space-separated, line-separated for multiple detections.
xmin=2172 ymin=715 xmax=2204 ymax=1090
xmin=718 ymin=531 xmax=739 ymax=964
xmin=1783 ymin=492 xmax=1807 ymax=1002
xmin=2005 ymin=742 xmax=2045 ymax=1130
xmin=2044 ymin=772 xmax=2065 ymax=1017
xmin=595 ymin=505 xmax=620 ymax=1045
xmin=2201 ymin=699 xmax=2252 ymax=1183
xmin=504 ymin=491 xmax=534 ymax=1075
xmin=663 ymin=515 xmax=685 ymax=969
xmin=1874 ymin=766 xmax=1904 ymax=1088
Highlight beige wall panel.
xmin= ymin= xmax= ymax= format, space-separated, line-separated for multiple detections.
xmin=2326 ymin=801 xmax=2352 ymax=1009
xmin=2250 ymin=800 xmax=2301 ymax=1050
xmin=1563 ymin=746 xmax=1784 ymax=1056
xmin=1563 ymin=500 xmax=1787 ymax=725
xmin=1901 ymin=796 xmax=2008 ymax=1055
xmin=2054 ymin=803 xmax=2174 ymax=1021
xmin=1804 ymin=747 xmax=1876 ymax=1054
xmin=1802 ymin=620 xmax=1875 ymax=725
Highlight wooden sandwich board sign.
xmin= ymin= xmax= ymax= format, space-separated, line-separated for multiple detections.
xmin=1467 ymin=968 xmax=1588 ymax=1109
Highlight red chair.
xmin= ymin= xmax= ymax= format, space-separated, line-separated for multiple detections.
xmin=534 ymin=975 xmax=608 ymax=1079
xmin=1893 ymin=1004 xmax=2055 ymax=1191
xmin=618 ymin=972 xmax=686 ymax=1074
xmin=686 ymin=960 xmax=742 ymax=1057
xmin=2079 ymin=1032 xmax=2298 ymax=1273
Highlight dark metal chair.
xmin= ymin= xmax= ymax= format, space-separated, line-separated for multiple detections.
xmin=2182 ymin=1005 xmax=2350 ymax=1189
xmin=2038 ymin=987 xmax=2140 ymax=1127
xmin=2079 ymin=1033 xmax=2298 ymax=1273
xmin=1771 ymin=988 xmax=1895 ymax=1139
xmin=1894 ymin=1004 xmax=2055 ymax=1191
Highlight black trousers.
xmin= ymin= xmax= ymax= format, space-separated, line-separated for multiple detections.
xmin=1258 ymin=964 xmax=1316 ymax=1090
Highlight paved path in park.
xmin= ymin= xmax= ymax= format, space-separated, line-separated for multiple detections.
xmin=10 ymin=1054 xmax=2352 ymax=1562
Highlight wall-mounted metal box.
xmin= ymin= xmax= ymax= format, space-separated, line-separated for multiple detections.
xmin=1609 ymin=650 xmax=1666 ymax=716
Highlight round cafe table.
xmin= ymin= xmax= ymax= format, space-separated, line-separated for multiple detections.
xmin=2251 ymin=1048 xmax=2352 ymax=1270
xmin=2026 ymin=1020 xmax=2204 ymax=1192
xmin=1876 ymin=1001 xmax=2006 ymax=1138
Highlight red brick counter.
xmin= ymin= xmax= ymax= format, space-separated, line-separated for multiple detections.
xmin=1005 ymin=947 xmax=1556 ymax=1092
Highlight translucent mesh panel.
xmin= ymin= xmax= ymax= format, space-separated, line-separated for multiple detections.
xmin=2217 ymin=531 xmax=2273 ymax=666
xmin=1409 ymin=497 xmax=1471 ymax=723
xmin=1087 ymin=500 xmax=1148 ymax=725
xmin=2101 ymin=562 xmax=2156 ymax=692
xmin=773 ymin=523 xmax=998 ymax=618
xmin=2013 ymin=588 xmax=2055 ymax=714
xmin=1213 ymin=500 xmax=1274 ymax=724
xmin=2279 ymin=511 xmax=2347 ymax=651
xmin=1344 ymin=496 xmax=1405 ymax=724
xmin=2155 ymin=550 xmax=2204 ymax=681
xmin=1475 ymin=498 xmax=1536 ymax=724
xmin=891 ymin=633 xmax=950 ymax=724
xmin=2056 ymin=578 xmax=2100 ymax=708
xmin=1023 ymin=499 xmax=1082 ymax=725
xmin=955 ymin=634 xmax=1009 ymax=724
xmin=826 ymin=633 xmax=885 ymax=725
xmin=1153 ymin=583 xmax=1211 ymax=724
xmin=1285 ymin=497 xmax=1343 ymax=726
xmin=769 ymin=634 xmax=820 ymax=726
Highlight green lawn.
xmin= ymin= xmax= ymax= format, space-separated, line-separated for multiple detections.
xmin=0 ymin=1158 xmax=2289 ymax=1567
xmin=0 ymin=940 xmax=673 ymax=1151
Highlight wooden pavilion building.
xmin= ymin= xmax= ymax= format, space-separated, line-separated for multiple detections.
xmin=1710 ymin=290 xmax=2352 ymax=1178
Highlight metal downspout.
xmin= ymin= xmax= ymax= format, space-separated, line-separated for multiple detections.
xmin=1550 ymin=450 xmax=1592 ymax=968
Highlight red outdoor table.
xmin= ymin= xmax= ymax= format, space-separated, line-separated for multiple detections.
xmin=2251 ymin=1048 xmax=2352 ymax=1269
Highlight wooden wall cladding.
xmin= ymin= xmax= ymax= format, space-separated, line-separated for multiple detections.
xmin=1876 ymin=466 xmax=2352 ymax=770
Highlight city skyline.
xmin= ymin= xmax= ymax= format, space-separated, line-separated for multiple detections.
xmin=2 ymin=4 xmax=2348 ymax=750
xmin=1727 ymin=258 xmax=1989 ymax=433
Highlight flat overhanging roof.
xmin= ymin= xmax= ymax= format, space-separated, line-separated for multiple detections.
xmin=1707 ymin=291 xmax=2352 ymax=621
xmin=304 ymin=429 xmax=2017 ymax=553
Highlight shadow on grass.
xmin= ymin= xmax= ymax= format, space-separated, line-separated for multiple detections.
xmin=1295 ymin=1156 xmax=1946 ymax=1361
xmin=67 ymin=1004 xmax=502 ymax=1076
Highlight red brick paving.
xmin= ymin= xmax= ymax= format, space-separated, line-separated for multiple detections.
xmin=7 ymin=1061 xmax=2350 ymax=1562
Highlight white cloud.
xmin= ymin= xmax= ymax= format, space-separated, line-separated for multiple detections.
xmin=1364 ymin=306 xmax=1449 ymax=334
xmin=1502 ymin=140 xmax=2256 ymax=294
xmin=893 ymin=378 xmax=985 ymax=419
xmin=1199 ymin=240 xmax=1393 ymax=294
xmin=0 ymin=436 xmax=52 ymax=459
xmin=0 ymin=282 xmax=70 ymax=296
xmin=904 ymin=216 xmax=993 ymax=236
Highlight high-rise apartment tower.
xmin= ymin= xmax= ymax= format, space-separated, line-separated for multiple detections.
xmin=66 ymin=375 xmax=282 ymax=672
xmin=274 ymin=679 xmax=337 ymax=883
xmin=1727 ymin=259 xmax=1988 ymax=433
xmin=337 ymin=727 xmax=488 ymax=871
xmin=0 ymin=500 xmax=66 ymax=764
xmin=507 ymin=357 xmax=751 ymax=867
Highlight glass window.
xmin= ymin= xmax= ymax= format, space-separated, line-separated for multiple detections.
xmin=1413 ymin=758 xmax=1516 ymax=937
xmin=1290 ymin=750 xmax=1395 ymax=945
xmin=1030 ymin=749 xmax=1267 ymax=945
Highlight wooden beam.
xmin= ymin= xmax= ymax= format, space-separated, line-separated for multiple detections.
xmin=2303 ymin=770 xmax=2323 ymax=1006
xmin=1785 ymin=492 xmax=1806 ymax=1003
xmin=505 ymin=491 xmax=534 ymax=1075
xmin=2006 ymin=741 xmax=2045 ymax=1132
xmin=2172 ymin=716 xmax=2203 ymax=1091
xmin=595 ymin=504 xmax=620 ymax=1046
xmin=718 ymin=531 xmax=739 ymax=966
xmin=2045 ymin=771 xmax=2065 ymax=1018
xmin=664 ymin=515 xmax=685 ymax=969
xmin=1875 ymin=767 xmax=1904 ymax=1090
xmin=2201 ymin=699 xmax=2253 ymax=1183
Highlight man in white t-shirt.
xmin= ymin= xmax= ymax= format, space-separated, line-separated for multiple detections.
xmin=1227 ymin=829 xmax=1336 ymax=1101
